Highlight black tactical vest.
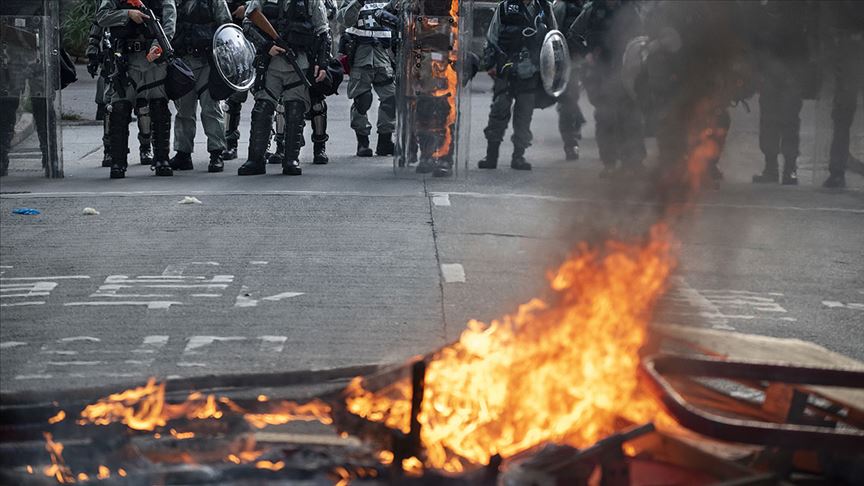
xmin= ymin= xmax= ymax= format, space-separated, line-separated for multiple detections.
xmin=498 ymin=0 xmax=550 ymax=58
xmin=261 ymin=0 xmax=316 ymax=50
xmin=345 ymin=2 xmax=392 ymax=47
xmin=175 ymin=0 xmax=217 ymax=50
xmin=110 ymin=0 xmax=165 ymax=41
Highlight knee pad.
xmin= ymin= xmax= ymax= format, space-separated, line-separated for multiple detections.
xmin=252 ymin=99 xmax=276 ymax=118
xmin=135 ymin=99 xmax=151 ymax=135
xmin=353 ymin=91 xmax=373 ymax=114
xmin=149 ymin=98 xmax=169 ymax=119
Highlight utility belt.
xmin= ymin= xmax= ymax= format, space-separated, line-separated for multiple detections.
xmin=176 ymin=46 xmax=209 ymax=57
xmin=120 ymin=40 xmax=152 ymax=53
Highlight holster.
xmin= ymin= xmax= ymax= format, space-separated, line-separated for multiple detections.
xmin=253 ymin=54 xmax=270 ymax=93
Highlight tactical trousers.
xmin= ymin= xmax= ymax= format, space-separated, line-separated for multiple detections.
xmin=484 ymin=77 xmax=536 ymax=150
xmin=828 ymin=35 xmax=864 ymax=176
xmin=173 ymin=55 xmax=227 ymax=154
xmin=110 ymin=52 xmax=168 ymax=103
xmin=556 ymin=71 xmax=586 ymax=148
xmin=102 ymin=81 xmax=152 ymax=152
xmin=347 ymin=64 xmax=396 ymax=136
xmin=254 ymin=55 xmax=312 ymax=111
xmin=582 ymin=65 xmax=645 ymax=168
xmin=225 ymin=89 xmax=248 ymax=148
xmin=759 ymin=58 xmax=803 ymax=162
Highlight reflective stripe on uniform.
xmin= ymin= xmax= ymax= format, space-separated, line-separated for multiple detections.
xmin=345 ymin=27 xmax=392 ymax=38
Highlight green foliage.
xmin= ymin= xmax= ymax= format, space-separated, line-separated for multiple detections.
xmin=62 ymin=0 xmax=97 ymax=58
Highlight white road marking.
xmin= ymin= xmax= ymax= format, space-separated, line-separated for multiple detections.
xmin=46 ymin=361 xmax=103 ymax=366
xmin=161 ymin=262 xmax=220 ymax=277
xmin=15 ymin=374 xmax=54 ymax=380
xmin=0 ymin=276 xmax=90 ymax=280
xmin=666 ymin=277 xmax=732 ymax=330
xmin=177 ymin=362 xmax=208 ymax=367
xmin=250 ymin=261 xmax=268 ymax=265
xmin=0 ymin=341 xmax=27 ymax=349
xmin=441 ymin=264 xmax=466 ymax=283
xmin=1 ymin=281 xmax=57 ymax=298
xmin=65 ymin=301 xmax=183 ymax=309
xmin=431 ymin=193 xmax=451 ymax=207
xmin=60 ymin=336 xmax=101 ymax=342
xmin=191 ymin=293 xmax=222 ymax=297
xmin=259 ymin=336 xmax=287 ymax=354
xmin=234 ymin=286 xmax=257 ymax=307
xmin=261 ymin=292 xmax=304 ymax=302
xmin=41 ymin=350 xmax=78 ymax=355
xmin=1 ymin=301 xmax=46 ymax=307
xmin=133 ymin=335 xmax=169 ymax=354
xmin=184 ymin=336 xmax=245 ymax=354
xmin=822 ymin=300 xmax=864 ymax=310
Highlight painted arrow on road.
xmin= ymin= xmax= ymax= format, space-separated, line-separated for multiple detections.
xmin=234 ymin=286 xmax=304 ymax=308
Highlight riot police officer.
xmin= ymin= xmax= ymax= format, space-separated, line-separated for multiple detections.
xmin=238 ymin=0 xmax=331 ymax=176
xmin=750 ymin=1 xmax=813 ymax=186
xmin=337 ymin=0 xmax=397 ymax=158
xmin=553 ymin=0 xmax=586 ymax=161
xmin=572 ymin=0 xmax=644 ymax=178
xmin=823 ymin=0 xmax=864 ymax=189
xmin=306 ymin=0 xmax=338 ymax=165
xmin=169 ymin=0 xmax=232 ymax=173
xmin=223 ymin=0 xmax=248 ymax=161
xmin=0 ymin=1 xmax=62 ymax=178
xmin=87 ymin=9 xmax=155 ymax=169
xmin=478 ymin=0 xmax=557 ymax=171
xmin=97 ymin=0 xmax=177 ymax=179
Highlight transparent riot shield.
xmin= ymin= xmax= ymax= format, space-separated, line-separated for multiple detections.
xmin=0 ymin=0 xmax=63 ymax=179
xmin=394 ymin=0 xmax=473 ymax=177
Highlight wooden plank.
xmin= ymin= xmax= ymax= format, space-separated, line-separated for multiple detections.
xmin=653 ymin=325 xmax=864 ymax=414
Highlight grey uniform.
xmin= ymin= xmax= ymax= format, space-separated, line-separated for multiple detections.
xmin=482 ymin=0 xmax=556 ymax=153
xmin=97 ymin=0 xmax=177 ymax=178
xmin=96 ymin=0 xmax=176 ymax=104
xmin=337 ymin=0 xmax=396 ymax=137
xmin=244 ymin=0 xmax=328 ymax=112
xmin=172 ymin=0 xmax=232 ymax=155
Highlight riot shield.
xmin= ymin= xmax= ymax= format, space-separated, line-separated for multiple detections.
xmin=0 ymin=0 xmax=63 ymax=179
xmin=393 ymin=0 xmax=474 ymax=177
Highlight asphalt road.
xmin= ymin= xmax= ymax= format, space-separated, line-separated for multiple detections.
xmin=1 ymin=73 xmax=862 ymax=394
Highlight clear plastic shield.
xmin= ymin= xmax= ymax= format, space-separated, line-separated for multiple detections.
xmin=539 ymin=29 xmax=571 ymax=97
xmin=0 ymin=1 xmax=63 ymax=179
xmin=212 ymin=24 xmax=256 ymax=91
xmin=394 ymin=0 xmax=473 ymax=177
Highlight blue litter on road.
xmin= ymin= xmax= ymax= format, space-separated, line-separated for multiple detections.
xmin=12 ymin=208 xmax=41 ymax=215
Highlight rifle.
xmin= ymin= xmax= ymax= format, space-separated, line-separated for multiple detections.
xmin=247 ymin=9 xmax=312 ymax=89
xmin=125 ymin=0 xmax=176 ymax=62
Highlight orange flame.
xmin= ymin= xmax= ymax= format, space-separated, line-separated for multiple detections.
xmin=43 ymin=433 xmax=74 ymax=483
xmin=78 ymin=378 xmax=331 ymax=431
xmin=255 ymin=460 xmax=285 ymax=471
xmin=98 ymin=465 xmax=110 ymax=479
xmin=48 ymin=410 xmax=66 ymax=424
xmin=430 ymin=0 xmax=460 ymax=159
xmin=346 ymin=224 xmax=675 ymax=470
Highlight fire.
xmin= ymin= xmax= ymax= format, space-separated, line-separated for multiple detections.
xmin=430 ymin=0 xmax=460 ymax=159
xmin=243 ymin=399 xmax=333 ymax=429
xmin=97 ymin=465 xmax=110 ymax=479
xmin=78 ymin=377 xmax=331 ymax=431
xmin=345 ymin=224 xmax=675 ymax=469
xmin=43 ymin=433 xmax=74 ymax=483
xmin=48 ymin=410 xmax=66 ymax=424
xmin=254 ymin=460 xmax=285 ymax=471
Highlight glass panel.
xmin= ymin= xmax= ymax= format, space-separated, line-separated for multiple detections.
xmin=0 ymin=0 xmax=63 ymax=179
xmin=393 ymin=0 xmax=473 ymax=177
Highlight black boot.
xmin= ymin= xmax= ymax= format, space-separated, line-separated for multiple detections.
xmin=511 ymin=147 xmax=532 ymax=171
xmin=281 ymin=101 xmax=304 ymax=176
xmin=313 ymin=142 xmax=329 ymax=165
xmin=268 ymin=131 xmax=285 ymax=164
xmin=208 ymin=150 xmax=224 ymax=173
xmin=238 ymin=100 xmax=274 ymax=176
xmin=169 ymin=151 xmax=193 ymax=171
xmin=564 ymin=144 xmax=579 ymax=161
xmin=416 ymin=159 xmax=434 ymax=174
xmin=149 ymin=99 xmax=173 ymax=176
xmin=101 ymin=113 xmax=113 ymax=168
xmin=376 ymin=133 xmax=394 ymax=156
xmin=782 ymin=157 xmax=798 ymax=186
xmin=223 ymin=105 xmax=241 ymax=160
xmin=139 ymin=143 xmax=154 ymax=166
xmin=823 ymin=172 xmax=845 ymax=189
xmin=752 ymin=155 xmax=779 ymax=184
xmin=108 ymin=100 xmax=133 ymax=179
xmin=356 ymin=134 xmax=373 ymax=157
xmin=478 ymin=143 xmax=499 ymax=169
xmin=433 ymin=160 xmax=453 ymax=177
xmin=0 ymin=98 xmax=16 ymax=177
